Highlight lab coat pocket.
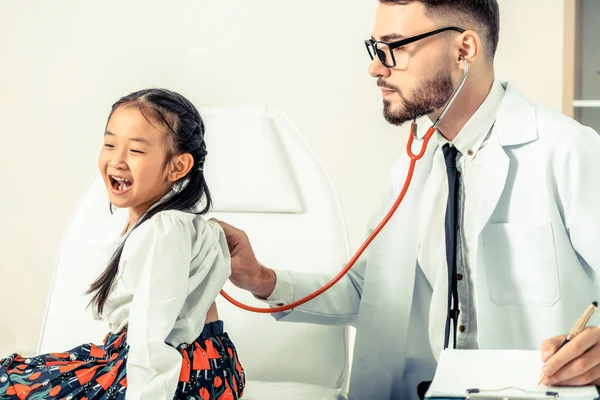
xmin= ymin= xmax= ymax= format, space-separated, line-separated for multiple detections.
xmin=482 ymin=222 xmax=560 ymax=307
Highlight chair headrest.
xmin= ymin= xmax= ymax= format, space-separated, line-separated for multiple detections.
xmin=201 ymin=107 xmax=304 ymax=213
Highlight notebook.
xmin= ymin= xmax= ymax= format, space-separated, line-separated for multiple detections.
xmin=425 ymin=349 xmax=599 ymax=399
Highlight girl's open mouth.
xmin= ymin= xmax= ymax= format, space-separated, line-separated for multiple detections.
xmin=109 ymin=175 xmax=133 ymax=194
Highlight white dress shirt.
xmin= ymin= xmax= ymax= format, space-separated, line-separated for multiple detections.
xmin=265 ymin=79 xmax=506 ymax=358
xmin=421 ymin=79 xmax=505 ymax=355
xmin=95 ymin=207 xmax=231 ymax=400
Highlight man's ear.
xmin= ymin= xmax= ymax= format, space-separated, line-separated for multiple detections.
xmin=456 ymin=29 xmax=482 ymax=67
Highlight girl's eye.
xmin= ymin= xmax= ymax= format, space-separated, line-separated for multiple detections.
xmin=104 ymin=144 xmax=114 ymax=148
xmin=130 ymin=150 xmax=144 ymax=154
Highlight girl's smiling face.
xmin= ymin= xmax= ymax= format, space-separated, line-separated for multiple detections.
xmin=98 ymin=105 xmax=173 ymax=220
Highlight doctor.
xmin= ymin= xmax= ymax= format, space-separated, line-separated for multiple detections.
xmin=215 ymin=0 xmax=600 ymax=399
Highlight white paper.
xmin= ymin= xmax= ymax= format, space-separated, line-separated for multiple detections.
xmin=425 ymin=349 xmax=599 ymax=399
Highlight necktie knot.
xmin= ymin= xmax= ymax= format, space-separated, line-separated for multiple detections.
xmin=442 ymin=143 xmax=459 ymax=169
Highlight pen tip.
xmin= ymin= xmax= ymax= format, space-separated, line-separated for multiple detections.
xmin=593 ymin=301 xmax=598 ymax=307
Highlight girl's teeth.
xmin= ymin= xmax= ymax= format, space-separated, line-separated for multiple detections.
xmin=110 ymin=176 xmax=132 ymax=192
xmin=114 ymin=181 xmax=132 ymax=192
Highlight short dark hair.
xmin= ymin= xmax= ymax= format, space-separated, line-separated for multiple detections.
xmin=380 ymin=0 xmax=500 ymax=61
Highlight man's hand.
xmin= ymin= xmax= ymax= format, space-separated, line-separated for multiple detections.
xmin=540 ymin=327 xmax=600 ymax=386
xmin=211 ymin=218 xmax=276 ymax=299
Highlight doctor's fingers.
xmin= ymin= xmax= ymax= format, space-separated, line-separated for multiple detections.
xmin=545 ymin=350 xmax=600 ymax=387
xmin=542 ymin=327 xmax=600 ymax=384
xmin=541 ymin=335 xmax=567 ymax=362
xmin=210 ymin=218 xmax=260 ymax=272
xmin=211 ymin=218 xmax=248 ymax=244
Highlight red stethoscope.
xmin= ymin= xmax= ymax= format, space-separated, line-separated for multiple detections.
xmin=220 ymin=57 xmax=469 ymax=314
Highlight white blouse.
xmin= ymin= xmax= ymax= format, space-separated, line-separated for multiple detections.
xmin=94 ymin=208 xmax=231 ymax=399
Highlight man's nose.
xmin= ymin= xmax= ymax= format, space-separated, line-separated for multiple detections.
xmin=368 ymin=56 xmax=391 ymax=78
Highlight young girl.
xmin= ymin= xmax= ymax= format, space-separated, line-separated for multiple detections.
xmin=0 ymin=89 xmax=245 ymax=399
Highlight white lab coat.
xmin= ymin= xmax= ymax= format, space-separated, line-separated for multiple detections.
xmin=273 ymin=82 xmax=600 ymax=400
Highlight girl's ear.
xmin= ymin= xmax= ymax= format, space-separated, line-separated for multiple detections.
xmin=167 ymin=153 xmax=194 ymax=182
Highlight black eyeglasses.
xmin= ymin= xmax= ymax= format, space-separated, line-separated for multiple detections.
xmin=365 ymin=27 xmax=465 ymax=68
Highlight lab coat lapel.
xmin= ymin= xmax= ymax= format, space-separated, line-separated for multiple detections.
xmin=473 ymin=132 xmax=509 ymax=237
xmin=473 ymin=82 xmax=538 ymax=237
xmin=418 ymin=146 xmax=443 ymax=287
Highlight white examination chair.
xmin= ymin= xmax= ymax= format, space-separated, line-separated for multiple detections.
xmin=38 ymin=108 xmax=352 ymax=399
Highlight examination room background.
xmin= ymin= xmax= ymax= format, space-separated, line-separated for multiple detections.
xmin=0 ymin=0 xmax=567 ymax=356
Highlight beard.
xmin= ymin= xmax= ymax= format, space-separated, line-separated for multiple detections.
xmin=380 ymin=67 xmax=455 ymax=126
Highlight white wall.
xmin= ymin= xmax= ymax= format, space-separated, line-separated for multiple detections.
xmin=0 ymin=0 xmax=565 ymax=356
xmin=578 ymin=0 xmax=600 ymax=131
xmin=495 ymin=0 xmax=565 ymax=112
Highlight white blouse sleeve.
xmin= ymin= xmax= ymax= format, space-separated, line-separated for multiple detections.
xmin=122 ymin=211 xmax=193 ymax=399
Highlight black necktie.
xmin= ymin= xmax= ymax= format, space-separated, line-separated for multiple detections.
xmin=442 ymin=143 xmax=460 ymax=349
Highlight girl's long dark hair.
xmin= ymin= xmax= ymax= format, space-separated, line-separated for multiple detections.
xmin=88 ymin=88 xmax=212 ymax=314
